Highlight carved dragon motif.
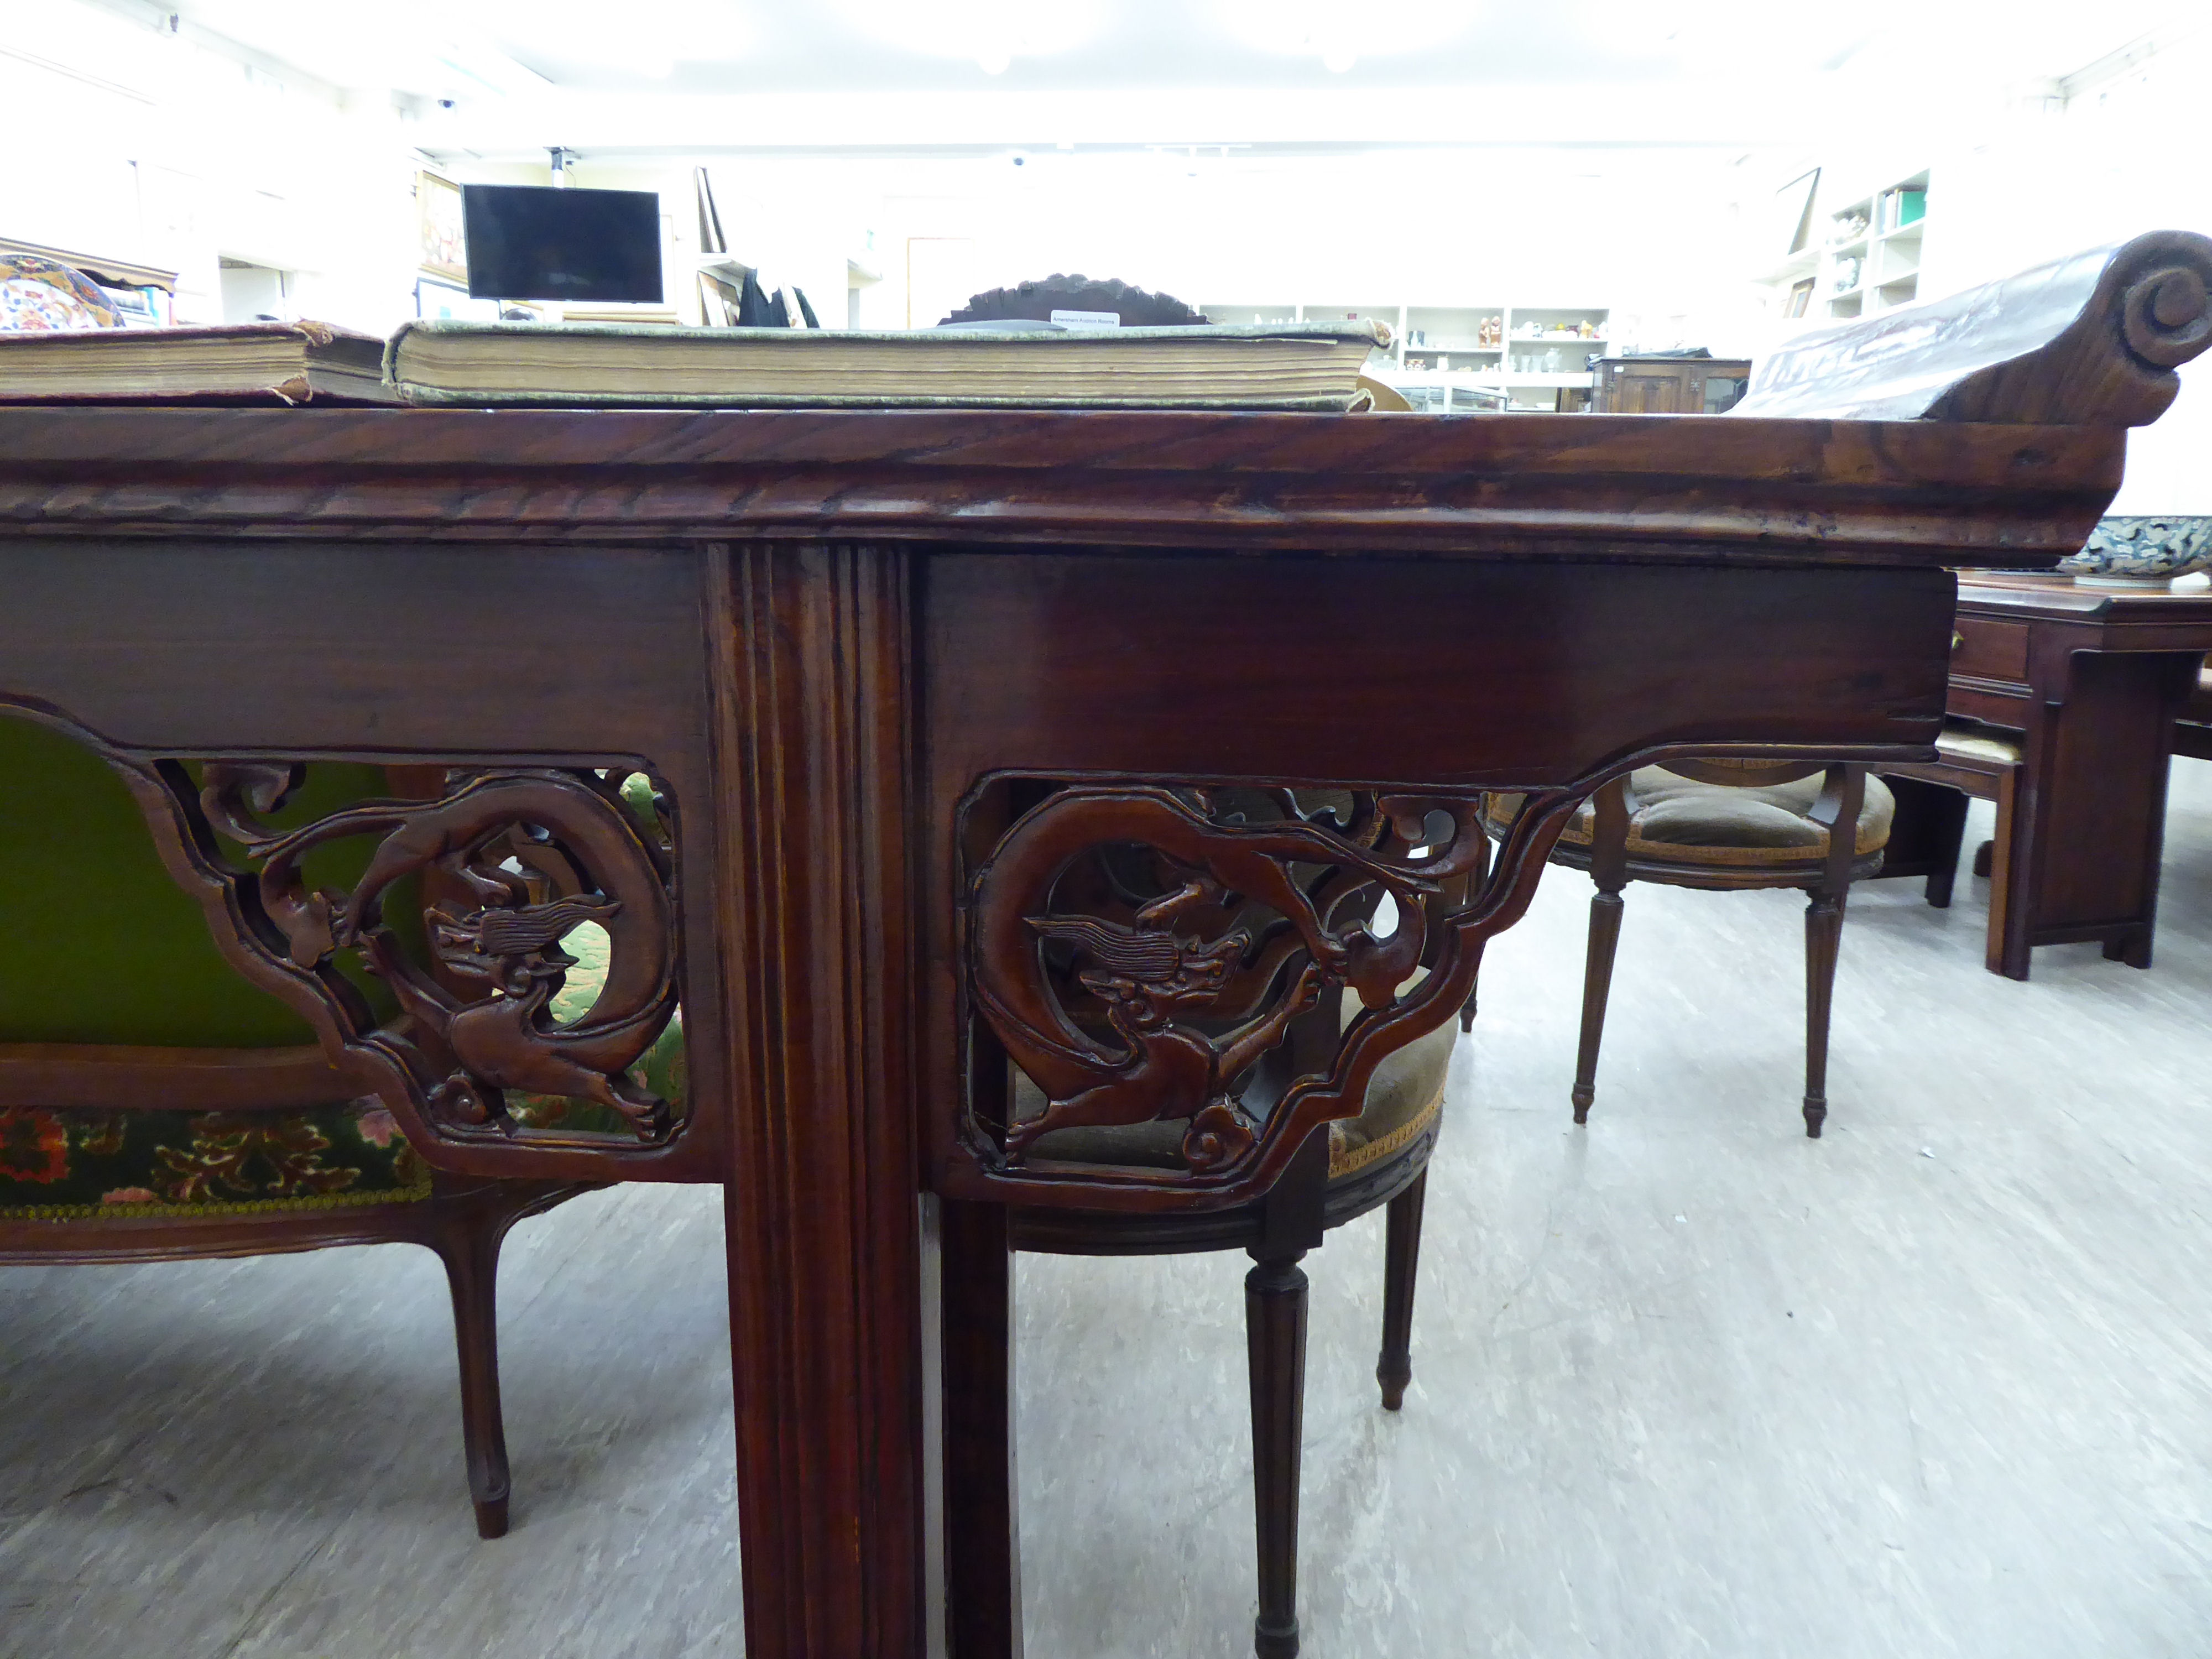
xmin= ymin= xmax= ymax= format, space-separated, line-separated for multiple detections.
xmin=170 ymin=761 xmax=681 ymax=1146
xmin=967 ymin=783 xmax=1531 ymax=1189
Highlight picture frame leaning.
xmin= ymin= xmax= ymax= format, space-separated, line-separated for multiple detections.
xmin=1772 ymin=167 xmax=1821 ymax=260
xmin=418 ymin=171 xmax=467 ymax=283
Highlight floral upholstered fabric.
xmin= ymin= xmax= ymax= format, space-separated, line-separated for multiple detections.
xmin=0 ymin=926 xmax=686 ymax=1213
xmin=0 ymin=1100 xmax=430 ymax=1220
xmin=0 ymin=254 xmax=119 ymax=332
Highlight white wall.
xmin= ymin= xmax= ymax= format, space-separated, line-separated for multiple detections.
xmin=18 ymin=0 xmax=2204 ymax=477
xmin=2 ymin=1 xmax=429 ymax=333
xmin=424 ymin=143 xmax=1764 ymax=336
xmin=680 ymin=144 xmax=1763 ymax=337
xmin=0 ymin=1 xmax=1788 ymax=346
xmin=1894 ymin=29 xmax=2211 ymax=511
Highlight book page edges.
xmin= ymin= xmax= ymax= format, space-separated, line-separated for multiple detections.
xmin=387 ymin=386 xmax=1366 ymax=410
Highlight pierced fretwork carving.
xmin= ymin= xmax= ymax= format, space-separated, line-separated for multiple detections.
xmin=963 ymin=780 xmax=1585 ymax=1200
xmin=136 ymin=752 xmax=682 ymax=1151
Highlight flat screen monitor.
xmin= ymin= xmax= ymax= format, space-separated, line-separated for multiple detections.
xmin=461 ymin=184 xmax=663 ymax=304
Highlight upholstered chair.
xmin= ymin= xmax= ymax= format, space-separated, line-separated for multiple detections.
xmin=0 ymin=712 xmax=635 ymax=1538
xmin=1008 ymin=984 xmax=1457 ymax=1659
xmin=972 ymin=778 xmax=1463 ymax=1659
xmin=1484 ymin=760 xmax=1891 ymax=1138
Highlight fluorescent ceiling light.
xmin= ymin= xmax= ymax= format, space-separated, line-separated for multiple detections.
xmin=1570 ymin=2 xmax=1848 ymax=70
xmin=1214 ymin=0 xmax=1482 ymax=74
xmin=829 ymin=0 xmax=1102 ymax=75
xmin=473 ymin=0 xmax=750 ymax=78
xmin=175 ymin=0 xmax=559 ymax=93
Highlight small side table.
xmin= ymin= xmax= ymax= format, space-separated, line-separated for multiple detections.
xmin=1899 ymin=574 xmax=2212 ymax=978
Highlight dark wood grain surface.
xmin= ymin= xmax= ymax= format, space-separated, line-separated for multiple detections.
xmin=2 ymin=230 xmax=2206 ymax=1656
xmin=0 ymin=405 xmax=2119 ymax=561
xmin=709 ymin=541 xmax=926 ymax=1656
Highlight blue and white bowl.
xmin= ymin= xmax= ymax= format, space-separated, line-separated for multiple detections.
xmin=2058 ymin=516 xmax=2212 ymax=586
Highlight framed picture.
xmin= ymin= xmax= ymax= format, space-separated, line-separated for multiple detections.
xmin=1785 ymin=278 xmax=1815 ymax=320
xmin=1771 ymin=167 xmax=1820 ymax=259
xmin=414 ymin=274 xmax=499 ymax=322
xmin=418 ymin=171 xmax=467 ymax=282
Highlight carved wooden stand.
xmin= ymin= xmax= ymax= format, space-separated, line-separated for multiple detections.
xmin=0 ymin=230 xmax=2204 ymax=1659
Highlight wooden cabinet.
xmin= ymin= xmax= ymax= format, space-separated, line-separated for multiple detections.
xmin=1593 ymin=356 xmax=1753 ymax=414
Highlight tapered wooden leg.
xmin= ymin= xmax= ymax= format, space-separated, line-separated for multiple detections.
xmin=941 ymin=1198 xmax=1022 ymax=1659
xmin=1375 ymin=1170 xmax=1428 ymax=1412
xmin=1573 ymin=778 xmax=1631 ymax=1124
xmin=1800 ymin=766 xmax=1865 ymax=1140
xmin=1802 ymin=891 xmax=1845 ymax=1139
xmin=1572 ymin=889 xmax=1625 ymax=1124
xmin=1248 ymin=1249 xmax=1310 ymax=1659
xmin=425 ymin=1200 xmax=517 ymax=1539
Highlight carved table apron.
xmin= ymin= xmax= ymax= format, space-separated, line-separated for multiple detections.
xmin=0 ymin=403 xmax=2128 ymax=1657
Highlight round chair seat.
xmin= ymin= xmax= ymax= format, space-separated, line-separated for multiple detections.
xmin=1009 ymin=1005 xmax=1457 ymax=1256
xmin=1019 ymin=1012 xmax=1456 ymax=1181
xmin=1485 ymin=765 xmax=1895 ymax=876
xmin=1933 ymin=723 xmax=2023 ymax=768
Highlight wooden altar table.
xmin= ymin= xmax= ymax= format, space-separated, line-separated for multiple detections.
xmin=0 ymin=231 xmax=2205 ymax=1657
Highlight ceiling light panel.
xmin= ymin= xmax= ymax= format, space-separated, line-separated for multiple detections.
xmin=828 ymin=0 xmax=1103 ymax=74
xmin=1213 ymin=0 xmax=1483 ymax=73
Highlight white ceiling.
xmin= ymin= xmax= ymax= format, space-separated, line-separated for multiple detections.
xmin=126 ymin=0 xmax=2207 ymax=150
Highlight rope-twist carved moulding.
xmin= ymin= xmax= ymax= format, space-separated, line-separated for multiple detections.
xmin=111 ymin=741 xmax=684 ymax=1151
xmin=963 ymin=781 xmax=1588 ymax=1203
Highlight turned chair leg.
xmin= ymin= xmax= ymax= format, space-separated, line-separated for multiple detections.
xmin=1572 ymin=777 xmax=1632 ymax=1124
xmin=1802 ymin=892 xmax=1845 ymax=1139
xmin=1375 ymin=1170 xmax=1428 ymax=1411
xmin=426 ymin=1193 xmax=524 ymax=1539
xmin=1247 ymin=1248 xmax=1311 ymax=1659
xmin=1573 ymin=889 xmax=1627 ymax=1124
xmin=1801 ymin=765 xmax=1866 ymax=1140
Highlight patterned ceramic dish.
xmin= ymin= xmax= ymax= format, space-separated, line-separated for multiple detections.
xmin=2057 ymin=515 xmax=2212 ymax=586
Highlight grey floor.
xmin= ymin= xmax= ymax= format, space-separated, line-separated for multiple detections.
xmin=11 ymin=766 xmax=2212 ymax=1658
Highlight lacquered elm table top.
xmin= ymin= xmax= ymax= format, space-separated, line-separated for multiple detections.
xmin=0 ymin=230 xmax=2206 ymax=1658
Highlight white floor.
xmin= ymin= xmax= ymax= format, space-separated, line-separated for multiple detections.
xmin=11 ymin=765 xmax=2212 ymax=1658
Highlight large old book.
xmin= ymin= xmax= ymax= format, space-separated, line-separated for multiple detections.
xmin=0 ymin=321 xmax=391 ymax=404
xmin=379 ymin=319 xmax=1390 ymax=409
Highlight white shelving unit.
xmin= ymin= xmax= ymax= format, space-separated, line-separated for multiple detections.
xmin=1199 ymin=299 xmax=1611 ymax=411
xmin=1757 ymin=168 xmax=1929 ymax=329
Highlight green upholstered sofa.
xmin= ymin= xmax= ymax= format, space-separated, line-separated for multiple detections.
xmin=0 ymin=713 xmax=608 ymax=1537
